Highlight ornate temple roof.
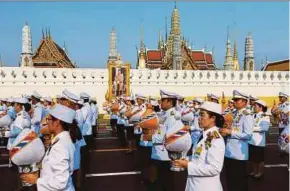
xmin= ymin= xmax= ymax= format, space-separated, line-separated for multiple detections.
xmin=32 ymin=33 xmax=75 ymax=68
xmin=263 ymin=59 xmax=289 ymax=71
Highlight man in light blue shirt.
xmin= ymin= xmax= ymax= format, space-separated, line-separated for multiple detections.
xmin=219 ymin=90 xmax=253 ymax=191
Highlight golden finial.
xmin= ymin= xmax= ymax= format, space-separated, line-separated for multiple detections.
xmin=105 ymin=89 xmax=109 ymax=101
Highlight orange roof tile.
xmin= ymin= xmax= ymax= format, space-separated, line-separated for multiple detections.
xmin=205 ymin=53 xmax=213 ymax=63
xmin=264 ymin=59 xmax=289 ymax=71
xmin=147 ymin=50 xmax=162 ymax=61
xmin=191 ymin=51 xmax=205 ymax=61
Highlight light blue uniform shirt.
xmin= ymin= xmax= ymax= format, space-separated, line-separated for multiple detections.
xmin=249 ymin=112 xmax=270 ymax=147
xmin=7 ymin=106 xmax=16 ymax=121
xmin=7 ymin=110 xmax=31 ymax=150
xmin=31 ymin=103 xmax=46 ymax=135
xmin=225 ymin=108 xmax=253 ymax=160
xmin=151 ymin=108 xmax=178 ymax=161
xmin=74 ymin=109 xmax=87 ymax=170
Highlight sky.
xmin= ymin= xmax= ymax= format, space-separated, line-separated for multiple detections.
xmin=0 ymin=2 xmax=288 ymax=69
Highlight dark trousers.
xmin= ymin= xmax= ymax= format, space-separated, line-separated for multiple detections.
xmin=92 ymin=124 xmax=97 ymax=138
xmin=224 ymin=157 xmax=248 ymax=191
xmin=151 ymin=159 xmax=172 ymax=191
xmin=279 ymin=128 xmax=285 ymax=135
xmin=84 ymin=135 xmax=94 ymax=150
xmin=117 ymin=124 xmax=127 ymax=147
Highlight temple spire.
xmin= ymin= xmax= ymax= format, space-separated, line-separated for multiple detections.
xmin=42 ymin=28 xmax=45 ymax=39
xmin=108 ymin=27 xmax=118 ymax=61
xmin=165 ymin=16 xmax=168 ymax=41
xmin=140 ymin=19 xmax=145 ymax=53
xmin=233 ymin=22 xmax=240 ymax=70
xmin=0 ymin=54 xmax=3 ymax=67
xmin=224 ymin=26 xmax=234 ymax=70
xmin=63 ymin=41 xmax=68 ymax=55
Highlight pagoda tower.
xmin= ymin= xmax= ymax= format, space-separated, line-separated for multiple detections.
xmin=244 ymin=33 xmax=255 ymax=71
xmin=20 ymin=22 xmax=33 ymax=67
xmin=224 ymin=26 xmax=234 ymax=70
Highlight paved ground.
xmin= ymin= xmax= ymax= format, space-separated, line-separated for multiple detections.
xmin=0 ymin=125 xmax=289 ymax=191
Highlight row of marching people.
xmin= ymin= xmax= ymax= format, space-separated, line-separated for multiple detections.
xmin=0 ymin=90 xmax=99 ymax=191
xmin=105 ymin=90 xmax=289 ymax=191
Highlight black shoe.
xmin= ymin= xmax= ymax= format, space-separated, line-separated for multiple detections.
xmin=253 ymin=173 xmax=264 ymax=180
xmin=126 ymin=150 xmax=134 ymax=155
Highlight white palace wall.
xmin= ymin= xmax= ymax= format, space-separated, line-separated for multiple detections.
xmin=0 ymin=67 xmax=289 ymax=113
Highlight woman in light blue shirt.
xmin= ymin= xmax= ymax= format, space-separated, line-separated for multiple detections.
xmin=248 ymin=100 xmax=270 ymax=179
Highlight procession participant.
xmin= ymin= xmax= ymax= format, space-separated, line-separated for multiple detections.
xmin=110 ymin=99 xmax=119 ymax=135
xmin=129 ymin=94 xmax=146 ymax=149
xmin=4 ymin=97 xmax=17 ymax=120
xmin=43 ymin=97 xmax=52 ymax=110
xmin=117 ymin=97 xmax=128 ymax=147
xmin=272 ymin=92 xmax=289 ymax=135
xmin=138 ymin=98 xmax=159 ymax=189
xmin=176 ymin=95 xmax=185 ymax=113
xmin=30 ymin=91 xmax=46 ymax=135
xmin=174 ymin=102 xmax=225 ymax=191
xmin=0 ymin=98 xmax=31 ymax=190
xmin=219 ymin=90 xmax=253 ymax=191
xmin=90 ymin=98 xmax=99 ymax=138
xmin=248 ymin=100 xmax=270 ymax=180
xmin=249 ymin=95 xmax=258 ymax=110
xmin=0 ymin=98 xmax=13 ymax=146
xmin=73 ymin=100 xmax=87 ymax=190
xmin=21 ymin=104 xmax=76 ymax=191
xmin=188 ymin=98 xmax=204 ymax=156
xmin=124 ymin=96 xmax=135 ymax=154
xmin=222 ymin=99 xmax=235 ymax=116
xmin=80 ymin=92 xmax=93 ymax=150
xmin=210 ymin=94 xmax=219 ymax=104
xmin=151 ymin=90 xmax=178 ymax=191
xmin=1 ymin=98 xmax=32 ymax=150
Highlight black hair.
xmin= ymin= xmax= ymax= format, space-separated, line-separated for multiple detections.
xmin=83 ymin=98 xmax=89 ymax=103
xmin=153 ymin=105 xmax=161 ymax=112
xmin=51 ymin=116 xmax=81 ymax=143
xmin=256 ymin=103 xmax=268 ymax=113
xmin=130 ymin=100 xmax=135 ymax=105
xmin=164 ymin=98 xmax=177 ymax=107
xmin=206 ymin=110 xmax=225 ymax=128
xmin=23 ymin=103 xmax=32 ymax=113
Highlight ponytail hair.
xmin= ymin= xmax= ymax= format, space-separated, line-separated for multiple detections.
xmin=59 ymin=119 xmax=82 ymax=143
xmin=207 ymin=110 xmax=225 ymax=128
xmin=23 ymin=103 xmax=32 ymax=113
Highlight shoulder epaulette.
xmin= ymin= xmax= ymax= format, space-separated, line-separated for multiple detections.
xmin=213 ymin=130 xmax=220 ymax=139
xmin=243 ymin=109 xmax=250 ymax=115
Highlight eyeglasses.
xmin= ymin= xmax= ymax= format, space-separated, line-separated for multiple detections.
xmin=46 ymin=118 xmax=54 ymax=123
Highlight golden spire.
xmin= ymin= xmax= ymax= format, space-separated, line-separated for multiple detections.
xmin=105 ymin=89 xmax=110 ymax=101
xmin=170 ymin=2 xmax=181 ymax=36
xmin=233 ymin=22 xmax=240 ymax=71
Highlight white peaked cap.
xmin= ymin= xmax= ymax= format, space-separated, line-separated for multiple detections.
xmin=160 ymin=90 xmax=177 ymax=99
xmin=255 ymin=100 xmax=267 ymax=107
xmin=249 ymin=95 xmax=258 ymax=101
xmin=77 ymin=100 xmax=84 ymax=106
xmin=135 ymin=94 xmax=146 ymax=100
xmin=14 ymin=98 xmax=29 ymax=104
xmin=279 ymin=92 xmax=288 ymax=98
xmin=233 ymin=90 xmax=249 ymax=100
xmin=44 ymin=96 xmax=52 ymax=102
xmin=31 ymin=91 xmax=42 ymax=100
xmin=194 ymin=97 xmax=204 ymax=104
xmin=176 ymin=95 xmax=184 ymax=100
xmin=210 ymin=94 xmax=219 ymax=101
xmin=62 ymin=89 xmax=80 ymax=103
xmin=80 ymin=92 xmax=90 ymax=99
xmin=200 ymin=101 xmax=222 ymax=115
xmin=49 ymin=104 xmax=76 ymax=124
